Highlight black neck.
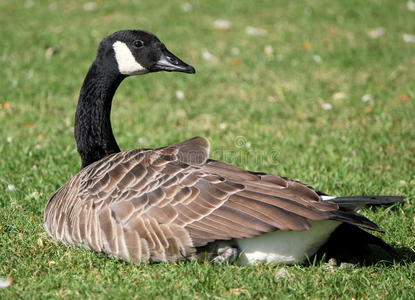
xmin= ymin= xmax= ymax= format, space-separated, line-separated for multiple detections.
xmin=75 ymin=62 xmax=126 ymax=168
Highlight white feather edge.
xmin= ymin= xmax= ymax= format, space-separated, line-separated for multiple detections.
xmin=320 ymin=195 xmax=336 ymax=201
xmin=112 ymin=41 xmax=147 ymax=75
xmin=235 ymin=220 xmax=340 ymax=265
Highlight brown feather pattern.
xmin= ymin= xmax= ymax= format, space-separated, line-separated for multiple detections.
xmin=44 ymin=136 xmax=350 ymax=263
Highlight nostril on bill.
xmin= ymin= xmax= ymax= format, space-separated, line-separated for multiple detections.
xmin=167 ymin=56 xmax=178 ymax=64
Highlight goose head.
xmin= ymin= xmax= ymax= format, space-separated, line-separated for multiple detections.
xmin=97 ymin=30 xmax=195 ymax=76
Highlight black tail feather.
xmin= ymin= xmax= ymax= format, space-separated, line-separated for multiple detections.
xmin=326 ymin=196 xmax=404 ymax=210
xmin=330 ymin=210 xmax=382 ymax=232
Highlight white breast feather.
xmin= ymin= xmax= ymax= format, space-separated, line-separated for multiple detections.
xmin=236 ymin=220 xmax=340 ymax=265
xmin=112 ymin=41 xmax=147 ymax=75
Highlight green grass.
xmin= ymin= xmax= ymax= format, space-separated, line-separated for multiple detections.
xmin=1 ymin=0 xmax=414 ymax=298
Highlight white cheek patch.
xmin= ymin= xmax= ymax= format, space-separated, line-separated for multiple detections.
xmin=112 ymin=41 xmax=147 ymax=75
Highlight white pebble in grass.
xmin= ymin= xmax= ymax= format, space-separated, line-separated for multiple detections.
xmin=321 ymin=103 xmax=333 ymax=110
xmin=29 ymin=191 xmax=40 ymax=199
xmin=7 ymin=184 xmax=16 ymax=191
xmin=137 ymin=137 xmax=146 ymax=145
xmin=325 ymin=258 xmax=338 ymax=270
xmin=175 ymin=90 xmax=185 ymax=100
xmin=181 ymin=2 xmax=192 ymax=12
xmin=0 ymin=277 xmax=13 ymax=288
xmin=219 ymin=123 xmax=228 ymax=130
xmin=367 ymin=27 xmax=385 ymax=39
xmin=274 ymin=268 xmax=292 ymax=280
xmin=264 ymin=45 xmax=273 ymax=56
xmin=45 ymin=47 xmax=58 ymax=59
xmin=361 ymin=94 xmax=372 ymax=102
xmin=402 ymin=33 xmax=415 ymax=43
xmin=312 ymin=54 xmax=322 ymax=64
xmin=332 ymin=92 xmax=346 ymax=100
xmin=407 ymin=1 xmax=415 ymax=11
xmin=83 ymin=2 xmax=97 ymax=11
xmin=339 ymin=262 xmax=355 ymax=269
xmin=213 ymin=19 xmax=232 ymax=30
xmin=245 ymin=26 xmax=267 ymax=36
xmin=231 ymin=47 xmax=240 ymax=55
xmin=202 ymin=49 xmax=214 ymax=61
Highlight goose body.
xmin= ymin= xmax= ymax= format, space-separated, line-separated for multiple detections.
xmin=44 ymin=30 xmax=403 ymax=265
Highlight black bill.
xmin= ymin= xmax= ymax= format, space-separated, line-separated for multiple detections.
xmin=151 ymin=47 xmax=195 ymax=74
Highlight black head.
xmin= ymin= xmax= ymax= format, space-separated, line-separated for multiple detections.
xmin=97 ymin=30 xmax=195 ymax=76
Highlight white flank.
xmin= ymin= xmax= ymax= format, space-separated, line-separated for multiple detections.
xmin=236 ymin=220 xmax=340 ymax=265
xmin=112 ymin=41 xmax=147 ymax=75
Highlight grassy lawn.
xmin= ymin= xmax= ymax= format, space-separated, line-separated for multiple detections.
xmin=1 ymin=0 xmax=414 ymax=298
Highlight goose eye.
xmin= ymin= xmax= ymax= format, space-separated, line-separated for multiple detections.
xmin=133 ymin=40 xmax=144 ymax=49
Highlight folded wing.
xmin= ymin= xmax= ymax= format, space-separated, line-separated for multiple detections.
xmin=44 ymin=136 xmax=378 ymax=263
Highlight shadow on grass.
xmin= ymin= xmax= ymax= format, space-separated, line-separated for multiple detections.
xmin=393 ymin=247 xmax=415 ymax=264
xmin=313 ymin=223 xmax=415 ymax=266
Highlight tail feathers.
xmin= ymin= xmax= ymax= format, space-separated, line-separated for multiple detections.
xmin=330 ymin=211 xmax=382 ymax=232
xmin=327 ymin=195 xmax=404 ymax=232
xmin=316 ymin=223 xmax=399 ymax=263
xmin=322 ymin=195 xmax=404 ymax=210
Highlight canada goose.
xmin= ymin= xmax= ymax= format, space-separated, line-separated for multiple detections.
xmin=44 ymin=30 xmax=403 ymax=265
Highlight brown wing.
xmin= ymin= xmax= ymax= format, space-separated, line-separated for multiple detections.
xmin=44 ymin=136 xmax=343 ymax=264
